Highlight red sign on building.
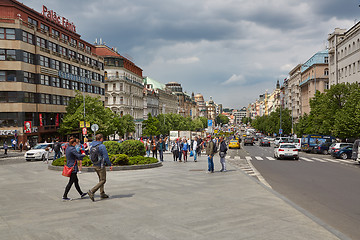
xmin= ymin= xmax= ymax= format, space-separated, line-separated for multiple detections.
xmin=24 ymin=121 xmax=32 ymax=133
xmin=39 ymin=114 xmax=43 ymax=127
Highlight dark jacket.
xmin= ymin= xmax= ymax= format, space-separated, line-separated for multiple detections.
xmin=91 ymin=141 xmax=112 ymax=167
xmin=220 ymin=141 xmax=228 ymax=153
xmin=157 ymin=141 xmax=165 ymax=151
xmin=65 ymin=145 xmax=85 ymax=173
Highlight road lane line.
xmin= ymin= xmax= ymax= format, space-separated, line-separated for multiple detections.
xmin=311 ymin=157 xmax=326 ymax=162
xmin=337 ymin=159 xmax=354 ymax=164
xmin=300 ymin=157 xmax=314 ymax=162
xmin=255 ymin=156 xmax=263 ymax=160
xmin=266 ymin=157 xmax=275 ymax=160
xmin=323 ymin=158 xmax=339 ymax=163
xmin=245 ymin=156 xmax=252 ymax=161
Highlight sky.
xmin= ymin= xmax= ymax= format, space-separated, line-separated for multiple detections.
xmin=26 ymin=0 xmax=360 ymax=109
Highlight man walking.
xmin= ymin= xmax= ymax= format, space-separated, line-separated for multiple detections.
xmin=219 ymin=137 xmax=228 ymax=172
xmin=88 ymin=134 xmax=113 ymax=201
xmin=193 ymin=136 xmax=198 ymax=162
xmin=205 ymin=135 xmax=215 ymax=173
xmin=157 ymin=138 xmax=165 ymax=162
xmin=53 ymin=139 xmax=62 ymax=160
xmin=3 ymin=142 xmax=8 ymax=155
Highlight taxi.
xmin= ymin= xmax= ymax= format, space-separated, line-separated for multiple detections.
xmin=229 ymin=140 xmax=240 ymax=149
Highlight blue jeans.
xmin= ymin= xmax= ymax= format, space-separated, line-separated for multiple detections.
xmin=159 ymin=150 xmax=164 ymax=162
xmin=54 ymin=151 xmax=61 ymax=160
xmin=193 ymin=150 xmax=197 ymax=161
xmin=178 ymin=150 xmax=182 ymax=161
xmin=146 ymin=150 xmax=150 ymax=157
xmin=208 ymin=156 xmax=214 ymax=172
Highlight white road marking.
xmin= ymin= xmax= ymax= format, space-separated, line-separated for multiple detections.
xmin=323 ymin=158 xmax=339 ymax=163
xmin=234 ymin=156 xmax=240 ymax=160
xmin=300 ymin=157 xmax=314 ymax=162
xmin=225 ymin=156 xmax=230 ymax=159
xmin=255 ymin=156 xmax=263 ymax=160
xmin=245 ymin=156 xmax=252 ymax=161
xmin=311 ymin=157 xmax=326 ymax=162
xmin=266 ymin=157 xmax=275 ymax=160
xmin=337 ymin=159 xmax=354 ymax=164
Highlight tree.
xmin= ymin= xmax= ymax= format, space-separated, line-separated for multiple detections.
xmin=59 ymin=92 xmax=116 ymax=137
xmin=142 ymin=113 xmax=161 ymax=136
xmin=122 ymin=114 xmax=135 ymax=138
xmin=216 ymin=114 xmax=230 ymax=126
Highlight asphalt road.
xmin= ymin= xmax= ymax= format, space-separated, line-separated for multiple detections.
xmin=239 ymin=141 xmax=360 ymax=240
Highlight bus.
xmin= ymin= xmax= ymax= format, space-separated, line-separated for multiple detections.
xmin=301 ymin=134 xmax=335 ymax=153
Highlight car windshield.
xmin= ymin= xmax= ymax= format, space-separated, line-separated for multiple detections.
xmin=230 ymin=140 xmax=237 ymax=143
xmin=280 ymin=144 xmax=296 ymax=148
xmin=33 ymin=144 xmax=48 ymax=149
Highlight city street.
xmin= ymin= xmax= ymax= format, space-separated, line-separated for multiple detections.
xmin=229 ymin=142 xmax=360 ymax=239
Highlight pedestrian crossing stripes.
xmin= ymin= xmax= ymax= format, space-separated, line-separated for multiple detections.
xmin=229 ymin=155 xmax=356 ymax=165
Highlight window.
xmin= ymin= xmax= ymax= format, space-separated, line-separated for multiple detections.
xmin=28 ymin=17 xmax=38 ymax=27
xmin=0 ymin=28 xmax=15 ymax=40
xmin=86 ymin=46 xmax=91 ymax=52
xmin=51 ymin=59 xmax=60 ymax=70
xmin=62 ymin=79 xmax=70 ymax=89
xmin=84 ymin=56 xmax=90 ymax=64
xmin=24 ymin=92 xmax=35 ymax=103
xmin=71 ymin=81 xmax=78 ymax=90
xmin=71 ymin=65 xmax=78 ymax=75
xmin=51 ymin=29 xmax=59 ymax=38
xmin=39 ymin=56 xmax=50 ymax=67
xmin=63 ymin=96 xmax=70 ymax=105
xmin=77 ymin=54 xmax=84 ymax=62
xmin=24 ymin=72 xmax=35 ymax=83
xmin=324 ymin=57 xmax=328 ymax=64
xmin=120 ymin=96 xmax=123 ymax=104
xmin=61 ymin=34 xmax=69 ymax=42
xmin=113 ymin=97 xmax=116 ymax=104
xmin=113 ymin=83 xmax=116 ymax=90
xmin=119 ymin=83 xmax=123 ymax=91
xmin=22 ymin=31 xmax=34 ymax=44
xmin=40 ymin=94 xmax=50 ymax=104
xmin=23 ymin=52 xmax=34 ymax=64
xmin=40 ymin=75 xmax=50 ymax=85
xmin=36 ymin=37 xmax=46 ymax=48
xmin=324 ymin=68 xmax=329 ymax=76
xmin=353 ymin=63 xmax=356 ymax=74
xmin=51 ymin=77 xmax=60 ymax=87
xmin=0 ymin=71 xmax=16 ymax=81
xmin=70 ymin=38 xmax=77 ymax=46
xmin=0 ymin=49 xmax=16 ymax=61
xmin=48 ymin=41 xmax=57 ymax=52
xmin=69 ymin=50 xmax=76 ymax=59
xmin=40 ymin=23 xmax=49 ymax=32
xmin=62 ymin=63 xmax=70 ymax=73
xmin=78 ymin=42 xmax=84 ymax=49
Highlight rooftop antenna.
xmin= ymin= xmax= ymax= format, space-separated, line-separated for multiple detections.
xmin=95 ymin=38 xmax=98 ymax=44
xmin=99 ymin=38 xmax=102 ymax=45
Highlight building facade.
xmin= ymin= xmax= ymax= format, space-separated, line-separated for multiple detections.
xmin=95 ymin=45 xmax=143 ymax=138
xmin=194 ymin=93 xmax=207 ymax=118
xmin=143 ymin=88 xmax=159 ymax=119
xmin=328 ymin=25 xmax=360 ymax=86
xmin=165 ymin=82 xmax=197 ymax=118
xmin=0 ymin=0 xmax=104 ymax=145
xmin=286 ymin=64 xmax=302 ymax=122
xmin=300 ymin=50 xmax=329 ymax=115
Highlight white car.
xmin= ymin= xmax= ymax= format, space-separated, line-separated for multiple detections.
xmin=25 ymin=143 xmax=55 ymax=161
xmin=274 ymin=143 xmax=299 ymax=160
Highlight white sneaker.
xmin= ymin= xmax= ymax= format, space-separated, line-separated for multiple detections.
xmin=78 ymin=171 xmax=82 ymax=174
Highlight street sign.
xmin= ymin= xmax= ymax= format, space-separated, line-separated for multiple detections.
xmin=207 ymin=120 xmax=213 ymax=127
xmin=82 ymin=127 xmax=87 ymax=135
xmin=91 ymin=124 xmax=99 ymax=132
xmin=214 ymin=130 xmax=218 ymax=133
xmin=279 ymin=129 xmax=283 ymax=134
xmin=80 ymin=121 xmax=90 ymax=128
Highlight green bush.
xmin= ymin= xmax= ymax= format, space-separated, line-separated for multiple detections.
xmin=128 ymin=156 xmax=158 ymax=165
xmin=81 ymin=156 xmax=93 ymax=167
xmin=110 ymin=154 xmax=129 ymax=165
xmin=52 ymin=156 xmax=66 ymax=166
xmin=120 ymin=140 xmax=146 ymax=157
xmin=103 ymin=141 xmax=122 ymax=155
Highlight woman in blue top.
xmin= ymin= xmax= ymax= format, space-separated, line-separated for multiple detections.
xmin=62 ymin=138 xmax=87 ymax=201
xmin=182 ymin=139 xmax=189 ymax=162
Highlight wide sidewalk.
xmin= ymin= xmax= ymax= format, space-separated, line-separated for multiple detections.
xmin=0 ymin=152 xmax=345 ymax=240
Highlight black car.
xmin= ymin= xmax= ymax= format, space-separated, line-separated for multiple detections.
xmin=314 ymin=142 xmax=333 ymax=155
xmin=244 ymin=137 xmax=254 ymax=146
xmin=259 ymin=138 xmax=270 ymax=147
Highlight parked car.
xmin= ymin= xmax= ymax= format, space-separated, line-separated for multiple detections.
xmin=244 ymin=137 xmax=254 ymax=146
xmin=274 ymin=143 xmax=299 ymax=160
xmin=229 ymin=140 xmax=240 ymax=149
xmin=329 ymin=143 xmax=353 ymax=156
xmin=259 ymin=138 xmax=270 ymax=147
xmin=314 ymin=142 xmax=333 ymax=155
xmin=25 ymin=143 xmax=55 ymax=161
xmin=288 ymin=138 xmax=301 ymax=151
xmin=332 ymin=145 xmax=353 ymax=159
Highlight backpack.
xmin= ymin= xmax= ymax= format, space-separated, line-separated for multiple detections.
xmin=53 ymin=142 xmax=61 ymax=152
xmin=90 ymin=144 xmax=102 ymax=164
xmin=213 ymin=141 xmax=218 ymax=153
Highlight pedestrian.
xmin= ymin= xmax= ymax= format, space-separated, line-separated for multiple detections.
xmin=12 ymin=139 xmax=17 ymax=150
xmin=145 ymin=139 xmax=151 ymax=157
xmin=164 ymin=136 xmax=169 ymax=151
xmin=219 ymin=137 xmax=228 ymax=172
xmin=44 ymin=147 xmax=50 ymax=164
xmin=182 ymin=138 xmax=189 ymax=162
xmin=178 ymin=139 xmax=183 ymax=162
xmin=205 ymin=135 xmax=215 ymax=173
xmin=87 ymin=134 xmax=113 ymax=202
xmin=193 ymin=136 xmax=198 ymax=162
xmin=171 ymin=140 xmax=179 ymax=161
xmin=62 ymin=138 xmax=87 ymax=201
xmin=25 ymin=140 xmax=30 ymax=150
xmin=75 ymin=139 xmax=84 ymax=174
xmin=83 ymin=138 xmax=90 ymax=155
xmin=197 ymin=137 xmax=203 ymax=156
xmin=53 ymin=139 xmax=62 ymax=160
xmin=3 ymin=142 xmax=8 ymax=155
xmin=151 ymin=139 xmax=157 ymax=159
xmin=19 ymin=142 xmax=23 ymax=152
xmin=157 ymin=138 xmax=165 ymax=162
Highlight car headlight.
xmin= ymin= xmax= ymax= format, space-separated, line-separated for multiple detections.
xmin=35 ymin=152 xmax=42 ymax=156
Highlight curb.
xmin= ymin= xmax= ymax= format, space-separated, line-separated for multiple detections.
xmin=48 ymin=161 xmax=163 ymax=172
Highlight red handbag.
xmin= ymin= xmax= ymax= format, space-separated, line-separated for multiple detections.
xmin=62 ymin=161 xmax=76 ymax=177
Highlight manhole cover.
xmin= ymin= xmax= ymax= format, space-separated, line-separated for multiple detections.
xmin=189 ymin=169 xmax=205 ymax=171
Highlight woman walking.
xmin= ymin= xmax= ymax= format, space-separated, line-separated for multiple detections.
xmin=151 ymin=139 xmax=158 ymax=159
xmin=146 ymin=139 xmax=151 ymax=157
xmin=182 ymin=139 xmax=189 ymax=162
xmin=62 ymin=138 xmax=87 ymax=201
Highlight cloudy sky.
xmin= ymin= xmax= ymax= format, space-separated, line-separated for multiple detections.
xmin=27 ymin=0 xmax=360 ymax=108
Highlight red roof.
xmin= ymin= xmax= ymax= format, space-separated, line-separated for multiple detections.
xmin=95 ymin=46 xmax=121 ymax=57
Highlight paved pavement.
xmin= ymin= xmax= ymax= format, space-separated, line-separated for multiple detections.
xmin=0 ymin=152 xmax=346 ymax=240
xmin=0 ymin=149 xmax=24 ymax=159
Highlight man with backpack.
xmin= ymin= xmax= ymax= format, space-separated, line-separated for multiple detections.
xmin=219 ymin=137 xmax=228 ymax=172
xmin=88 ymin=134 xmax=113 ymax=202
xmin=205 ymin=135 xmax=215 ymax=173
xmin=53 ymin=139 xmax=62 ymax=160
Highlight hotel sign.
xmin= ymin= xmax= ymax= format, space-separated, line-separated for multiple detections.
xmin=58 ymin=71 xmax=92 ymax=84
xmin=42 ymin=5 xmax=76 ymax=33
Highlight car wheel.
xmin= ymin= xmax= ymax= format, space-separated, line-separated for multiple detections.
xmin=41 ymin=155 xmax=45 ymax=162
xmin=26 ymin=159 xmax=31 ymax=162
xmin=323 ymin=150 xmax=328 ymax=155
xmin=340 ymin=153 xmax=348 ymax=160
xmin=294 ymin=157 xmax=299 ymax=160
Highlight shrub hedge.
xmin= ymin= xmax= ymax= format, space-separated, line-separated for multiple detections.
xmin=52 ymin=155 xmax=157 ymax=166
xmin=103 ymin=141 xmax=122 ymax=155
xmin=120 ymin=140 xmax=146 ymax=157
